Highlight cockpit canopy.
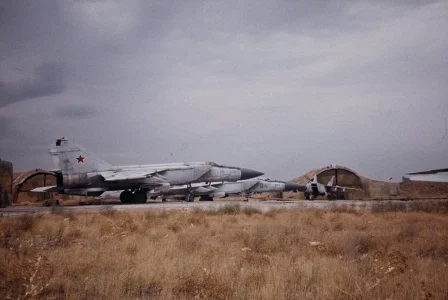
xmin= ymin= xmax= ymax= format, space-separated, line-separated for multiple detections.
xmin=205 ymin=161 xmax=239 ymax=169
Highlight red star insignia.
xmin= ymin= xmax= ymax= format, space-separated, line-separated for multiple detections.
xmin=76 ymin=155 xmax=85 ymax=163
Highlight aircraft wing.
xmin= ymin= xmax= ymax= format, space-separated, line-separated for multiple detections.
xmin=186 ymin=182 xmax=219 ymax=193
xmin=99 ymin=169 xmax=168 ymax=182
xmin=158 ymin=182 xmax=218 ymax=192
xmin=407 ymin=168 xmax=448 ymax=175
xmin=192 ymin=186 xmax=218 ymax=193
xmin=405 ymin=168 xmax=448 ymax=182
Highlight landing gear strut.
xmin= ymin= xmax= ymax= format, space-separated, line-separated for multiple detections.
xmin=304 ymin=193 xmax=315 ymax=201
xmin=185 ymin=193 xmax=195 ymax=202
xmin=243 ymin=193 xmax=250 ymax=202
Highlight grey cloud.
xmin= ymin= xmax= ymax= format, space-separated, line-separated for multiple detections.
xmin=0 ymin=62 xmax=66 ymax=108
xmin=0 ymin=116 xmax=26 ymax=164
xmin=0 ymin=116 xmax=9 ymax=140
xmin=0 ymin=0 xmax=447 ymax=182
xmin=52 ymin=105 xmax=98 ymax=119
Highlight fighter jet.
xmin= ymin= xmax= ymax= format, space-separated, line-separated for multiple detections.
xmin=32 ymin=138 xmax=264 ymax=203
xmin=299 ymin=175 xmax=358 ymax=200
xmin=135 ymin=177 xmax=305 ymax=202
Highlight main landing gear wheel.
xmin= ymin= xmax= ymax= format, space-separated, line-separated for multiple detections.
xmin=120 ymin=190 xmax=133 ymax=203
xmin=133 ymin=190 xmax=147 ymax=204
xmin=185 ymin=193 xmax=195 ymax=202
xmin=120 ymin=190 xmax=147 ymax=203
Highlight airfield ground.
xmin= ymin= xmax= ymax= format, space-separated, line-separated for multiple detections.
xmin=1 ymin=198 xmax=448 ymax=216
xmin=1 ymin=201 xmax=447 ymax=299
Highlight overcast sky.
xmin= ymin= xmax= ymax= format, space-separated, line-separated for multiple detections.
xmin=1 ymin=0 xmax=447 ymax=181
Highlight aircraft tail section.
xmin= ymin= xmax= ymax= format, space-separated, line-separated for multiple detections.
xmin=327 ymin=176 xmax=335 ymax=187
xmin=53 ymin=138 xmax=113 ymax=174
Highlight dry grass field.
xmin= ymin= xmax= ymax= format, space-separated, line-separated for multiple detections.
xmin=1 ymin=203 xmax=447 ymax=299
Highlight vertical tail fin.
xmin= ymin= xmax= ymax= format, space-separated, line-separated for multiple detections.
xmin=327 ymin=176 xmax=335 ymax=186
xmin=53 ymin=138 xmax=113 ymax=174
xmin=312 ymin=174 xmax=318 ymax=183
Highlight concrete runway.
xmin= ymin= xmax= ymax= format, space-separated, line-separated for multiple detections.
xmin=1 ymin=199 xmax=447 ymax=216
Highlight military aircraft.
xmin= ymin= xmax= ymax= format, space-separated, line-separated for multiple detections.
xmin=32 ymin=138 xmax=264 ymax=203
xmin=404 ymin=168 xmax=448 ymax=182
xmin=143 ymin=177 xmax=305 ymax=202
xmin=299 ymin=175 xmax=358 ymax=200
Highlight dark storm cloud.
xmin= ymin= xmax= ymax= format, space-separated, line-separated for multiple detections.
xmin=0 ymin=0 xmax=447 ymax=181
xmin=0 ymin=62 xmax=66 ymax=108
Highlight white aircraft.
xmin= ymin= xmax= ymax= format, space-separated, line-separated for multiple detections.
xmin=299 ymin=174 xmax=359 ymax=200
xmin=144 ymin=177 xmax=304 ymax=201
xmin=32 ymin=138 xmax=264 ymax=203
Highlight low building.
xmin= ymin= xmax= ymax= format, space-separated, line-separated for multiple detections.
xmin=400 ymin=177 xmax=448 ymax=198
xmin=0 ymin=158 xmax=13 ymax=206
xmin=0 ymin=158 xmax=13 ymax=193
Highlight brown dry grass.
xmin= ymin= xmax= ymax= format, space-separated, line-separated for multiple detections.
xmin=1 ymin=205 xmax=447 ymax=300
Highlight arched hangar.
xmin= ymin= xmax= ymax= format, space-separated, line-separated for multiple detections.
xmin=292 ymin=164 xmax=366 ymax=199
xmin=12 ymin=169 xmax=57 ymax=204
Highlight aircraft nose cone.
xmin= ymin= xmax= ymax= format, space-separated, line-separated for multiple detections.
xmin=240 ymin=168 xmax=264 ymax=180
xmin=284 ymin=181 xmax=306 ymax=192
